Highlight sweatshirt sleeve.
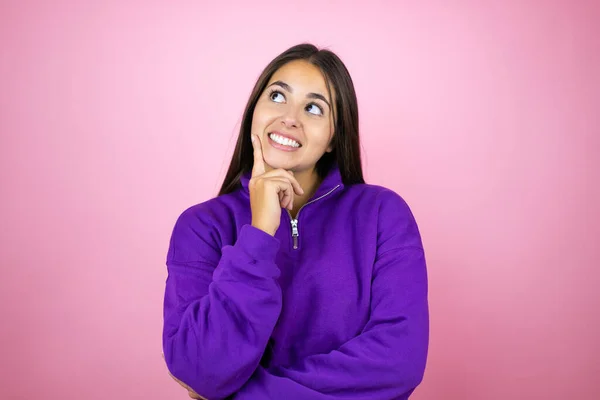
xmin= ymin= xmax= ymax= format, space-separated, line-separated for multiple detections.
xmin=232 ymin=190 xmax=429 ymax=400
xmin=162 ymin=206 xmax=283 ymax=400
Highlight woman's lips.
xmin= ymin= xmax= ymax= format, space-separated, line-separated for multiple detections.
xmin=269 ymin=131 xmax=302 ymax=146
xmin=267 ymin=134 xmax=301 ymax=152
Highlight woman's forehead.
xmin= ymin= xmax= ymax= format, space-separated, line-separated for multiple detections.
xmin=269 ymin=61 xmax=328 ymax=92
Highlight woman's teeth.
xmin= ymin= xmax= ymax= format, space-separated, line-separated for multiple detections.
xmin=269 ymin=133 xmax=300 ymax=148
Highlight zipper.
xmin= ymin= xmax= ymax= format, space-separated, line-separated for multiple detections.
xmin=290 ymin=219 xmax=299 ymax=249
xmin=286 ymin=184 xmax=341 ymax=250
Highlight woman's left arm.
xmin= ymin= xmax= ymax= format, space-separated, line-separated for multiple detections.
xmin=233 ymin=190 xmax=429 ymax=400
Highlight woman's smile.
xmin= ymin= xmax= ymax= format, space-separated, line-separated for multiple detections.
xmin=267 ymin=132 xmax=302 ymax=152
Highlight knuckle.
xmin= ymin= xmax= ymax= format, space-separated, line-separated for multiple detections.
xmin=249 ymin=177 xmax=264 ymax=188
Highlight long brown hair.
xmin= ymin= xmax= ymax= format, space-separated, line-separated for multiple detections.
xmin=218 ymin=43 xmax=364 ymax=196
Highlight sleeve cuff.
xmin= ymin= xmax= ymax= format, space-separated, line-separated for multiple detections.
xmin=235 ymin=224 xmax=281 ymax=261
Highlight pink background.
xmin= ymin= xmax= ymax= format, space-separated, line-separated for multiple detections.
xmin=1 ymin=1 xmax=598 ymax=399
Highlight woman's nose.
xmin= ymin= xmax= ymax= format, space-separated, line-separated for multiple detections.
xmin=281 ymin=117 xmax=298 ymax=128
xmin=281 ymin=107 xmax=300 ymax=128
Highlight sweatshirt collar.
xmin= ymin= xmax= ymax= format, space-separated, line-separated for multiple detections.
xmin=240 ymin=163 xmax=344 ymax=200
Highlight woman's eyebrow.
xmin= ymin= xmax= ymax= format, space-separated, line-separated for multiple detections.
xmin=306 ymin=92 xmax=331 ymax=110
xmin=268 ymin=80 xmax=331 ymax=110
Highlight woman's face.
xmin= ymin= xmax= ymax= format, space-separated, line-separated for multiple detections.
xmin=251 ymin=60 xmax=335 ymax=173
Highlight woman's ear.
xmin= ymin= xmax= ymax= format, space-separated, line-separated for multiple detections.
xmin=326 ymin=134 xmax=334 ymax=153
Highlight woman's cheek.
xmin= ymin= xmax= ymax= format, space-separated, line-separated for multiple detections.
xmin=312 ymin=120 xmax=332 ymax=142
xmin=253 ymin=108 xmax=271 ymax=129
xmin=258 ymin=105 xmax=279 ymax=123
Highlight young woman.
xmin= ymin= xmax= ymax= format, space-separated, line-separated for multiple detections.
xmin=162 ymin=43 xmax=429 ymax=400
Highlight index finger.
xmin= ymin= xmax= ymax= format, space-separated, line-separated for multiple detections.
xmin=251 ymin=135 xmax=266 ymax=177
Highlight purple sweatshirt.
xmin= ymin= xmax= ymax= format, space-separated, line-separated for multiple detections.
xmin=162 ymin=164 xmax=429 ymax=400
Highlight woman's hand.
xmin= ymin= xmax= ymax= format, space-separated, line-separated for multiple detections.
xmin=249 ymin=134 xmax=304 ymax=236
xmin=168 ymin=370 xmax=207 ymax=399
xmin=163 ymin=353 xmax=207 ymax=399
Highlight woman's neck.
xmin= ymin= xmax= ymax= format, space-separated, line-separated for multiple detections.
xmin=264 ymin=165 xmax=321 ymax=218
xmin=290 ymin=168 xmax=322 ymax=217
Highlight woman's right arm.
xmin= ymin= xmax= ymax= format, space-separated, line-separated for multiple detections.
xmin=164 ymin=134 xmax=303 ymax=399
xmin=162 ymin=206 xmax=283 ymax=400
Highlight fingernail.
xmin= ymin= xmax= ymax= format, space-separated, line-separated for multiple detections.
xmin=251 ymin=135 xmax=255 ymax=143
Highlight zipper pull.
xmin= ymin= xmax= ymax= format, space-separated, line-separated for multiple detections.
xmin=290 ymin=219 xmax=299 ymax=249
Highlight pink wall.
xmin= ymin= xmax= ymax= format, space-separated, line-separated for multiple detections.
xmin=1 ymin=1 xmax=598 ymax=399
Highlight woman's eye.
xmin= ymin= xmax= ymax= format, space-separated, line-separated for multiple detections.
xmin=306 ymin=103 xmax=323 ymax=116
xmin=270 ymin=91 xmax=285 ymax=103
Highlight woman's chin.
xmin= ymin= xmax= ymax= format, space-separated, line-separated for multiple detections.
xmin=263 ymin=156 xmax=297 ymax=172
